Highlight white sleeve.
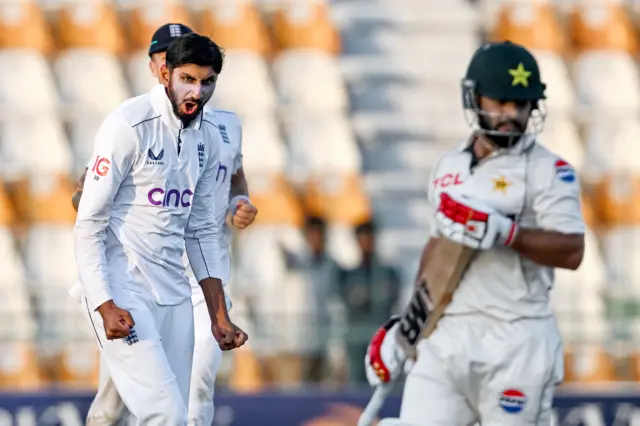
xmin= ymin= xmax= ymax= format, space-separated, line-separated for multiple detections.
xmin=74 ymin=114 xmax=137 ymax=311
xmin=232 ymin=120 xmax=243 ymax=174
xmin=531 ymin=155 xmax=586 ymax=235
xmin=185 ymin=135 xmax=225 ymax=282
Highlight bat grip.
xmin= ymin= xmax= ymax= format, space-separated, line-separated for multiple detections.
xmin=357 ymin=382 xmax=393 ymax=426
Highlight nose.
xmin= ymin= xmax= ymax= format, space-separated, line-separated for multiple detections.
xmin=500 ymin=101 xmax=521 ymax=117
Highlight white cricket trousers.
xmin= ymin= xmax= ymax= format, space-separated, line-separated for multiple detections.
xmin=399 ymin=313 xmax=563 ymax=426
xmin=83 ymin=287 xmax=194 ymax=426
xmin=187 ymin=299 xmax=223 ymax=426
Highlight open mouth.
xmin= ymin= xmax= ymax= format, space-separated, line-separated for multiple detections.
xmin=183 ymin=101 xmax=198 ymax=115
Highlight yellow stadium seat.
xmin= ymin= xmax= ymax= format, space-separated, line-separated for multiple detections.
xmin=54 ymin=1 xmax=125 ymax=54
xmin=271 ymin=1 xmax=341 ymax=54
xmin=53 ymin=342 xmax=99 ymax=388
xmin=229 ymin=346 xmax=265 ymax=392
xmin=590 ymin=174 xmax=640 ymax=226
xmin=126 ymin=4 xmax=193 ymax=51
xmin=304 ymin=174 xmax=371 ymax=225
xmin=564 ymin=344 xmax=616 ymax=382
xmin=490 ymin=0 xmax=566 ymax=53
xmin=196 ymin=0 xmax=271 ymax=55
xmin=249 ymin=175 xmax=304 ymax=226
xmin=22 ymin=175 xmax=76 ymax=225
xmin=0 ymin=183 xmax=17 ymax=228
xmin=569 ymin=1 xmax=638 ymax=54
xmin=0 ymin=1 xmax=53 ymax=54
xmin=0 ymin=342 xmax=42 ymax=389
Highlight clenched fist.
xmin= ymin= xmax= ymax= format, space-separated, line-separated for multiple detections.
xmin=97 ymin=300 xmax=135 ymax=340
xmin=230 ymin=198 xmax=257 ymax=229
xmin=212 ymin=320 xmax=248 ymax=351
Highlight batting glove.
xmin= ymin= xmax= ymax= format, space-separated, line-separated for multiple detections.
xmin=435 ymin=192 xmax=518 ymax=250
xmin=365 ymin=316 xmax=409 ymax=387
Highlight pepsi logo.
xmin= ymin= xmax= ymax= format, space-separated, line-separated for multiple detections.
xmin=554 ymin=159 xmax=575 ymax=183
xmin=499 ymin=388 xmax=527 ymax=414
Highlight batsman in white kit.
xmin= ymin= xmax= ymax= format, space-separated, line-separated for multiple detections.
xmin=73 ymin=33 xmax=248 ymax=426
xmin=70 ymin=24 xmax=257 ymax=426
xmin=363 ymin=41 xmax=586 ymax=425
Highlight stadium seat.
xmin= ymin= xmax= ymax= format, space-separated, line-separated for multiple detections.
xmin=126 ymin=3 xmax=192 ymax=51
xmin=53 ymin=341 xmax=99 ymax=388
xmin=285 ymin=114 xmax=361 ymax=184
xmin=211 ymin=50 xmax=277 ymax=117
xmin=272 ymin=49 xmax=348 ymax=115
xmin=53 ymin=1 xmax=125 ymax=55
xmin=552 ymin=229 xmax=606 ymax=343
xmin=490 ymin=0 xmax=566 ymax=53
xmin=532 ymin=50 xmax=575 ymax=115
xmin=0 ymin=49 xmax=59 ymax=116
xmin=0 ymin=182 xmax=17 ymax=227
xmin=241 ymin=115 xmax=304 ymax=226
xmin=55 ymin=49 xmax=130 ymax=115
xmin=304 ymin=174 xmax=371 ymax=226
xmin=0 ymin=0 xmax=53 ymax=54
xmin=127 ymin=49 xmax=158 ymax=96
xmin=271 ymin=0 xmax=341 ymax=54
xmin=24 ymin=224 xmax=77 ymax=288
xmin=536 ymin=117 xmax=584 ymax=171
xmin=196 ymin=0 xmax=271 ymax=55
xmin=584 ymin=120 xmax=640 ymax=226
xmin=572 ymin=50 xmax=640 ymax=117
xmin=0 ymin=115 xmax=73 ymax=183
xmin=69 ymin=113 xmax=108 ymax=174
xmin=569 ymin=0 xmax=638 ymax=54
xmin=564 ymin=344 xmax=616 ymax=382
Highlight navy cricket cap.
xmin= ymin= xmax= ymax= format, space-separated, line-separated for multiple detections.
xmin=148 ymin=23 xmax=194 ymax=56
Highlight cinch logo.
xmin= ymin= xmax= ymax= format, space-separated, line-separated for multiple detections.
xmin=148 ymin=188 xmax=193 ymax=207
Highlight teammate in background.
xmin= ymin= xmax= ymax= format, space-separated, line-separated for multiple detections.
xmin=365 ymin=41 xmax=585 ymax=425
xmin=73 ymin=33 xmax=249 ymax=425
xmin=71 ymin=24 xmax=257 ymax=426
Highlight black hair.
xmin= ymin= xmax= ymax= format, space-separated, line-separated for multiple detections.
xmin=165 ymin=33 xmax=224 ymax=74
xmin=305 ymin=215 xmax=326 ymax=230
xmin=355 ymin=220 xmax=376 ymax=235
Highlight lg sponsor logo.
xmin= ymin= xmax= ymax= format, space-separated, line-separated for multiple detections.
xmin=147 ymin=188 xmax=193 ymax=208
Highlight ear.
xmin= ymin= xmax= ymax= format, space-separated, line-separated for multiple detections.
xmin=160 ymin=64 xmax=170 ymax=87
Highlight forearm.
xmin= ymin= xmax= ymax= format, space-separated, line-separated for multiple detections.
xmin=414 ymin=238 xmax=438 ymax=287
xmin=510 ymin=228 xmax=584 ymax=270
xmin=72 ymin=191 xmax=82 ymax=212
xmin=229 ymin=169 xmax=249 ymax=198
xmin=200 ymin=277 xmax=230 ymax=324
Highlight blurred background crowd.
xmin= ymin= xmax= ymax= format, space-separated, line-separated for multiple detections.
xmin=0 ymin=0 xmax=638 ymax=394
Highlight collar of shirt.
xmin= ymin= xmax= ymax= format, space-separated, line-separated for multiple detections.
xmin=150 ymin=84 xmax=203 ymax=131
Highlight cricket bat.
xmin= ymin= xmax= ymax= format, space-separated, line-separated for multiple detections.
xmin=357 ymin=238 xmax=475 ymax=426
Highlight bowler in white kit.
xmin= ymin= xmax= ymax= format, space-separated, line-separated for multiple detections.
xmin=71 ymin=24 xmax=256 ymax=426
xmin=73 ymin=33 xmax=248 ymax=425
xmin=365 ymin=41 xmax=585 ymax=425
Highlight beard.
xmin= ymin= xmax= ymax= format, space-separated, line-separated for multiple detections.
xmin=167 ymin=82 xmax=204 ymax=124
xmin=478 ymin=114 xmax=527 ymax=149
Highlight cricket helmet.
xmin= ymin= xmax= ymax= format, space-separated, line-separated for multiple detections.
xmin=461 ymin=41 xmax=547 ymax=147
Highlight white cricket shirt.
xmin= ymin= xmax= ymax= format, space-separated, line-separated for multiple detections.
xmin=74 ymin=84 xmax=226 ymax=311
xmin=188 ymin=108 xmax=243 ymax=305
xmin=428 ymin=135 xmax=586 ymax=320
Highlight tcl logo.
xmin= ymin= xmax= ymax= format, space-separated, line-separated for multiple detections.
xmin=91 ymin=156 xmax=110 ymax=177
xmin=433 ymin=173 xmax=463 ymax=188
xmin=147 ymin=188 xmax=193 ymax=208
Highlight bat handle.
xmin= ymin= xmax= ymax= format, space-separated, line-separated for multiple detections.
xmin=357 ymin=382 xmax=393 ymax=426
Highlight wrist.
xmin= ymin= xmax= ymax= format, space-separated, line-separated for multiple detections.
xmin=228 ymin=195 xmax=251 ymax=215
xmin=497 ymin=216 xmax=519 ymax=247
